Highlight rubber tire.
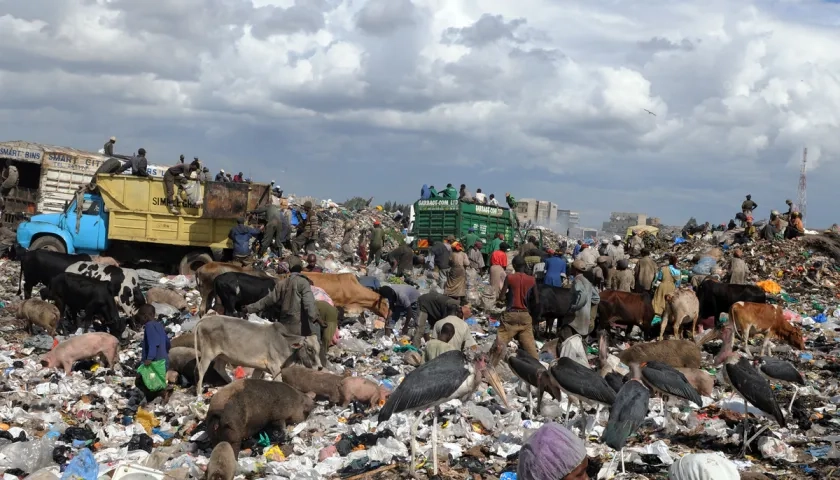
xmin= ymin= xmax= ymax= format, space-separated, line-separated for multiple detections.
xmin=30 ymin=236 xmax=67 ymax=254
xmin=179 ymin=252 xmax=213 ymax=276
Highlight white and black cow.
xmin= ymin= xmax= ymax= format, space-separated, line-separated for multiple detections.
xmin=65 ymin=262 xmax=146 ymax=317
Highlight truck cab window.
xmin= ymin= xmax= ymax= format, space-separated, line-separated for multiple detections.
xmin=83 ymin=199 xmax=100 ymax=215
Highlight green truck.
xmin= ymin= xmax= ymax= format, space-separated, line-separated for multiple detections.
xmin=410 ymin=199 xmax=518 ymax=254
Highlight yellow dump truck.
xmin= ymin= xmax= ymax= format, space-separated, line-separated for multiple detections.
xmin=16 ymin=174 xmax=272 ymax=273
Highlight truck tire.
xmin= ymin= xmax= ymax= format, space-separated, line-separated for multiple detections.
xmin=179 ymin=252 xmax=213 ymax=276
xmin=30 ymin=236 xmax=67 ymax=254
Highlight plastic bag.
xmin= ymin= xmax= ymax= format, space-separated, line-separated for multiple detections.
xmin=137 ymin=359 xmax=167 ymax=392
xmin=60 ymin=448 xmax=97 ymax=480
xmin=0 ymin=436 xmax=55 ymax=473
xmin=150 ymin=302 xmax=179 ymax=318
xmin=183 ymin=180 xmax=202 ymax=206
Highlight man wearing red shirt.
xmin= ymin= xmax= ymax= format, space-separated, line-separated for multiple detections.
xmin=492 ymin=256 xmax=538 ymax=364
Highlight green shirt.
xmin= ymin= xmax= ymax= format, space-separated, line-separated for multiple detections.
xmin=443 ymin=187 xmax=458 ymax=199
xmin=463 ymin=233 xmax=480 ymax=249
xmin=424 ymin=339 xmax=456 ymax=362
xmin=370 ymin=227 xmax=385 ymax=250
xmin=489 ymin=238 xmax=503 ymax=252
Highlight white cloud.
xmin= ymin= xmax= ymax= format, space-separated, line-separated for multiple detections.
xmin=1 ymin=0 xmax=840 ymax=226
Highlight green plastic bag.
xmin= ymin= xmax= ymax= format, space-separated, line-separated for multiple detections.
xmin=137 ymin=359 xmax=167 ymax=392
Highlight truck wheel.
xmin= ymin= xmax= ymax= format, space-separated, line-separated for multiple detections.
xmin=30 ymin=236 xmax=66 ymax=254
xmin=179 ymin=252 xmax=213 ymax=276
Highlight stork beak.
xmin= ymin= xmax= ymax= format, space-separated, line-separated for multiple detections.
xmin=485 ymin=367 xmax=510 ymax=408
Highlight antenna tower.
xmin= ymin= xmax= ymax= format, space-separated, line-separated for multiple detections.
xmin=797 ymin=147 xmax=807 ymax=225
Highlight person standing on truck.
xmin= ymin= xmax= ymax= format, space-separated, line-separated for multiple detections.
xmin=488 ymin=193 xmax=500 ymax=206
xmin=0 ymin=159 xmax=19 ymax=214
xmin=88 ymin=156 xmax=124 ymax=188
xmin=119 ymin=148 xmax=149 ymax=177
xmin=292 ymin=201 xmax=320 ymax=254
xmin=459 ymin=184 xmax=474 ymax=203
xmin=103 ymin=136 xmax=116 ymax=157
xmin=215 ymin=169 xmax=227 ymax=182
xmin=163 ymin=160 xmax=200 ymax=215
xmin=368 ymin=220 xmax=385 ymax=267
xmin=228 ymin=217 xmax=261 ymax=266
xmin=474 ymin=188 xmax=486 ymax=204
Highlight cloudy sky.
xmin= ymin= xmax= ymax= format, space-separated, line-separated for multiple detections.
xmin=2 ymin=0 xmax=840 ymax=228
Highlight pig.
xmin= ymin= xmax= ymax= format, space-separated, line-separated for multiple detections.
xmin=339 ymin=377 xmax=390 ymax=408
xmin=90 ymin=255 xmax=120 ymax=267
xmin=211 ymin=379 xmax=315 ymax=454
xmin=167 ymin=347 xmax=231 ymax=387
xmin=146 ymin=287 xmax=188 ymax=311
xmin=206 ymin=441 xmax=236 ymax=480
xmin=676 ymin=367 xmax=714 ymax=397
xmin=15 ymin=298 xmax=60 ymax=336
xmin=281 ymin=365 xmax=344 ymax=404
xmin=41 ymin=332 xmax=119 ymax=375
xmin=207 ymin=380 xmax=247 ymax=424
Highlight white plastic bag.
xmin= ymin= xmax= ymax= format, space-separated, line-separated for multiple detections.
xmin=183 ymin=180 xmax=202 ymax=206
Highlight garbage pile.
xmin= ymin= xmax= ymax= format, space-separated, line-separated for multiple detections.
xmin=4 ymin=219 xmax=840 ymax=479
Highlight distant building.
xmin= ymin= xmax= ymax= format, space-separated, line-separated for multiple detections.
xmin=601 ymin=212 xmax=648 ymax=235
xmin=646 ymin=217 xmax=661 ymax=226
xmin=569 ymin=211 xmax=580 ymax=231
xmin=516 ymin=198 xmax=562 ymax=228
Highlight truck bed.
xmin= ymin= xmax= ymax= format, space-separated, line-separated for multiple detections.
xmin=96 ymin=175 xmax=270 ymax=249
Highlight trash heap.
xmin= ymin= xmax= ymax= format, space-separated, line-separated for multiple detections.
xmin=4 ymin=223 xmax=840 ymax=479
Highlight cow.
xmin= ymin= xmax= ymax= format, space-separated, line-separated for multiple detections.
xmin=696 ymin=279 xmax=766 ymax=324
xmin=525 ymin=284 xmax=576 ymax=339
xmin=65 ymin=262 xmax=145 ymax=319
xmin=18 ymin=250 xmax=92 ymax=299
xmin=45 ymin=273 xmax=125 ymax=339
xmin=213 ymin=272 xmax=277 ymax=317
xmin=597 ymin=290 xmax=655 ymax=340
xmin=301 ymin=272 xmax=389 ymax=318
xmin=196 ymin=262 xmax=272 ymax=316
xmin=192 ymin=315 xmax=323 ymax=396
xmin=658 ymin=288 xmax=700 ymax=341
xmin=729 ymin=302 xmax=805 ymax=356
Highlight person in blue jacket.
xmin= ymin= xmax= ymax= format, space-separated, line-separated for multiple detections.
xmin=228 ymin=217 xmax=261 ymax=266
xmin=543 ymin=250 xmax=568 ymax=287
xmin=135 ymin=304 xmax=172 ymax=402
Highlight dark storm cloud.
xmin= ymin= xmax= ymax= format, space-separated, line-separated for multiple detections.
xmin=355 ymin=0 xmax=418 ymax=36
xmin=638 ymin=36 xmax=695 ymax=52
xmin=441 ymin=14 xmax=527 ymax=47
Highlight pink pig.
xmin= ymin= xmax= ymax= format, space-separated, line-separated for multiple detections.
xmin=41 ymin=332 xmax=120 ymax=375
xmin=340 ymin=377 xmax=390 ymax=408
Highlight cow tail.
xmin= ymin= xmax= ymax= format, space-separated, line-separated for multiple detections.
xmin=17 ymin=266 xmax=23 ymax=296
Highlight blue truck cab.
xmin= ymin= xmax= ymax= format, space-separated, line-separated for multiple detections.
xmin=16 ymin=192 xmax=107 ymax=254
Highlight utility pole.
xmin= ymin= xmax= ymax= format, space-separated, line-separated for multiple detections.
xmin=797 ymin=147 xmax=807 ymax=226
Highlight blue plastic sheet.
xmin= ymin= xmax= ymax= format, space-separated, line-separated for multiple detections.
xmin=61 ymin=448 xmax=98 ymax=480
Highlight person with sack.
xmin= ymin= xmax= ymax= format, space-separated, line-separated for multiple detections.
xmin=135 ymin=304 xmax=172 ymax=402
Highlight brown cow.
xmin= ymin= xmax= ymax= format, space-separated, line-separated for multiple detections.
xmin=301 ymin=272 xmax=389 ymax=318
xmin=597 ymin=290 xmax=655 ymax=339
xmin=729 ymin=301 xmax=805 ymax=356
xmin=196 ymin=262 xmax=271 ymax=316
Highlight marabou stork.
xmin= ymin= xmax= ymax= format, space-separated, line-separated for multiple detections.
xmin=717 ymin=348 xmax=786 ymax=456
xmin=602 ymin=363 xmax=650 ymax=475
xmin=640 ymin=361 xmax=702 ymax=429
xmin=378 ymin=350 xmax=508 ymax=475
xmin=605 ymin=372 xmax=626 ymax=393
xmin=507 ymin=349 xmax=547 ymax=415
xmin=754 ymin=356 xmax=805 ymax=415
xmin=546 ymin=357 xmax=616 ymax=433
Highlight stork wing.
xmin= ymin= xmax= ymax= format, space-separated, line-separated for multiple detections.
xmin=508 ymin=349 xmax=546 ymax=388
xmin=602 ymin=380 xmax=649 ymax=450
xmin=759 ymin=356 xmax=805 ymax=385
xmin=551 ymin=357 xmax=616 ymax=405
xmin=378 ymin=350 xmax=470 ymax=422
xmin=726 ymin=358 xmax=786 ymax=427
xmin=642 ymin=362 xmax=702 ymax=407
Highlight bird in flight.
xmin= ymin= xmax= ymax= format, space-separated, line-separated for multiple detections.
xmin=644 ymin=109 xmax=656 ymax=116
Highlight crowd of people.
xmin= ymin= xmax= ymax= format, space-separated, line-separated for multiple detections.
xmin=420 ymin=182 xmax=519 ymax=209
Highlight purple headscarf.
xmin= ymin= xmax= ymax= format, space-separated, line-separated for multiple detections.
xmin=517 ymin=423 xmax=586 ymax=480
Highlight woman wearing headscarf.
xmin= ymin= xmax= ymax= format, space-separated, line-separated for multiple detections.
xmin=652 ymin=254 xmax=680 ymax=325
xmin=445 ymin=242 xmax=470 ymax=305
xmin=668 ymin=453 xmax=739 ymax=480
xmin=517 ymin=423 xmax=589 ymax=480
